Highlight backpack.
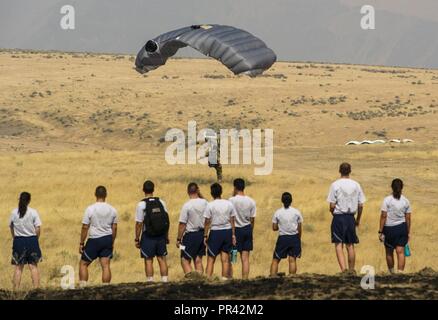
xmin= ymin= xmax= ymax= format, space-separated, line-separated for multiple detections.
xmin=142 ymin=197 xmax=170 ymax=237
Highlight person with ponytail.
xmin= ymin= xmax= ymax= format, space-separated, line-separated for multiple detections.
xmin=176 ymin=182 xmax=208 ymax=275
xmin=270 ymin=192 xmax=303 ymax=276
xmin=379 ymin=179 xmax=412 ymax=273
xmin=9 ymin=192 xmax=42 ymax=290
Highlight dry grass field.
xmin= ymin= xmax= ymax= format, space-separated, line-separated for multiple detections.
xmin=0 ymin=50 xmax=437 ymax=292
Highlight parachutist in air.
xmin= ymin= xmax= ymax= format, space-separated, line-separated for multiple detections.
xmin=135 ymin=24 xmax=276 ymax=77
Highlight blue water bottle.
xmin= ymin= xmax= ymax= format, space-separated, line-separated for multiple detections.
xmin=404 ymin=244 xmax=411 ymax=257
xmin=231 ymin=247 xmax=238 ymax=264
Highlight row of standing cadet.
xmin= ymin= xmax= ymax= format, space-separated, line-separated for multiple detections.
xmin=8 ymin=162 xmax=412 ymax=289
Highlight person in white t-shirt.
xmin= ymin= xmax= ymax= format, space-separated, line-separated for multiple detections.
xmin=135 ymin=180 xmax=170 ymax=283
xmin=176 ymin=182 xmax=208 ymax=275
xmin=204 ymin=183 xmax=237 ymax=279
xmin=9 ymin=192 xmax=42 ymax=290
xmin=270 ymin=192 xmax=303 ymax=276
xmin=379 ymin=179 xmax=412 ymax=273
xmin=229 ymin=178 xmax=256 ymax=280
xmin=79 ymin=186 xmax=118 ymax=286
xmin=327 ymin=163 xmax=366 ymax=273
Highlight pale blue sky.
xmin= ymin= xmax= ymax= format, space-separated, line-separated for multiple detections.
xmin=1 ymin=0 xmax=437 ymax=68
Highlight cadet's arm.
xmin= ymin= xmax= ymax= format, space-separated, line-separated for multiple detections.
xmin=298 ymin=223 xmax=302 ymax=240
xmin=406 ymin=212 xmax=411 ymax=240
xmin=80 ymin=224 xmax=88 ymax=244
xmin=35 ymin=226 xmax=41 ymax=240
xmin=356 ymin=203 xmax=363 ymax=227
xmin=135 ymin=222 xmax=142 ymax=244
xmin=231 ymin=216 xmax=236 ymax=245
xmin=177 ymin=223 xmax=186 ymax=243
xmin=79 ymin=224 xmax=89 ymax=254
xmin=204 ymin=218 xmax=211 ymax=245
xmin=112 ymin=223 xmax=117 ymax=245
xmin=379 ymin=211 xmax=387 ymax=234
xmin=329 ymin=202 xmax=336 ymax=214
xmin=10 ymin=225 xmax=14 ymax=240
xmin=272 ymin=223 xmax=279 ymax=231
xmin=250 ymin=217 xmax=255 ymax=231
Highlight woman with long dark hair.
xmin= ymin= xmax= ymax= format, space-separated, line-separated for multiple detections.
xmin=379 ymin=179 xmax=412 ymax=273
xmin=9 ymin=192 xmax=42 ymax=289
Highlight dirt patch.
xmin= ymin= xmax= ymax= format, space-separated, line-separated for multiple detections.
xmin=2 ymin=271 xmax=437 ymax=300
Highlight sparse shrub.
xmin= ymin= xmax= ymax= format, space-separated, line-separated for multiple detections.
xmin=203 ymin=74 xmax=225 ymax=79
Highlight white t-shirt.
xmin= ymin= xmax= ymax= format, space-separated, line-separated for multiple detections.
xmin=381 ymin=195 xmax=412 ymax=227
xmin=272 ymin=207 xmax=303 ymax=236
xmin=135 ymin=198 xmax=168 ymax=232
xmin=9 ymin=207 xmax=42 ymax=237
xmin=179 ymin=198 xmax=208 ymax=233
xmin=327 ymin=178 xmax=366 ymax=214
xmin=204 ymin=199 xmax=236 ymax=230
xmin=229 ymin=195 xmax=257 ymax=228
xmin=82 ymin=202 xmax=118 ymax=239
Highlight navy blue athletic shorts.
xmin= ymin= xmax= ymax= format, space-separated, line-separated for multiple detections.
xmin=82 ymin=235 xmax=113 ymax=262
xmin=140 ymin=234 xmax=168 ymax=258
xmin=207 ymin=229 xmax=232 ymax=257
xmin=12 ymin=236 xmax=42 ymax=265
xmin=273 ymin=234 xmax=301 ymax=259
xmin=383 ymin=222 xmax=408 ymax=249
xmin=235 ymin=224 xmax=253 ymax=252
xmin=181 ymin=230 xmax=206 ymax=260
xmin=331 ymin=214 xmax=359 ymax=244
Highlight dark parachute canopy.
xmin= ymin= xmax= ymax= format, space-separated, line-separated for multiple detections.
xmin=135 ymin=24 xmax=277 ymax=77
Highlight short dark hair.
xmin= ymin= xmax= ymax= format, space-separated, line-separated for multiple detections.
xmin=187 ymin=182 xmax=199 ymax=195
xmin=281 ymin=192 xmax=292 ymax=208
xmin=210 ymin=183 xmax=222 ymax=199
xmin=233 ymin=178 xmax=245 ymax=191
xmin=143 ymin=180 xmax=155 ymax=194
xmin=339 ymin=162 xmax=351 ymax=176
xmin=95 ymin=186 xmax=107 ymax=199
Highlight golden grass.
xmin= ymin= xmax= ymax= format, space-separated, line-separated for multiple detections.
xmin=0 ymin=51 xmax=437 ymax=290
xmin=0 ymin=146 xmax=437 ymax=290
